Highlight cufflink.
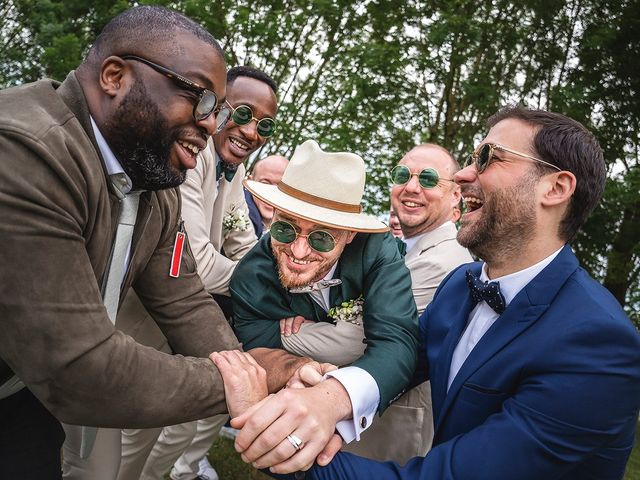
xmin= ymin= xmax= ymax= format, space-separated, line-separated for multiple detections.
xmin=360 ymin=416 xmax=367 ymax=428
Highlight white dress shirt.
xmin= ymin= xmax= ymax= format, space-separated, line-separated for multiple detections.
xmin=90 ymin=117 xmax=134 ymax=273
xmin=308 ymin=264 xmax=381 ymax=442
xmin=447 ymin=247 xmax=563 ymax=391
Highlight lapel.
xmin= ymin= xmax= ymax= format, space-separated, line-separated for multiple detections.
xmin=291 ymin=292 xmax=328 ymax=322
xmin=430 ymin=263 xmax=480 ymax=420
xmin=405 ymin=223 xmax=457 ymax=262
xmin=433 ymin=245 xmax=579 ymax=434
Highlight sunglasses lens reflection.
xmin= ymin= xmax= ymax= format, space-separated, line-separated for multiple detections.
xmin=195 ymin=91 xmax=218 ymax=120
xmin=232 ymin=105 xmax=253 ymax=124
xmin=418 ymin=168 xmax=439 ymax=188
xmin=308 ymin=231 xmax=335 ymax=252
xmin=270 ymin=221 xmax=297 ymax=243
xmin=257 ymin=118 xmax=276 ymax=138
xmin=477 ymin=144 xmax=492 ymax=172
xmin=391 ymin=165 xmax=410 ymax=184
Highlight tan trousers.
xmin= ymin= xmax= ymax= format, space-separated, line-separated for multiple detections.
xmin=281 ymin=321 xmax=433 ymax=464
xmin=117 ymin=427 xmax=163 ymax=480
xmin=118 ymin=414 xmax=227 ymax=480
xmin=62 ymin=424 xmax=121 ymax=480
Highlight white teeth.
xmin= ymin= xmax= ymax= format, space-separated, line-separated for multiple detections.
xmin=179 ymin=140 xmax=200 ymax=155
xmin=230 ymin=138 xmax=248 ymax=150
xmin=288 ymin=255 xmax=310 ymax=265
xmin=463 ymin=196 xmax=483 ymax=210
xmin=403 ymin=201 xmax=422 ymax=208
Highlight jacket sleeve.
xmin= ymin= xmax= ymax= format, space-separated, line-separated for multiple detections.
xmin=349 ymin=233 xmax=420 ymax=413
xmin=0 ymin=128 xmax=236 ymax=429
xmin=308 ymin=312 xmax=640 ymax=480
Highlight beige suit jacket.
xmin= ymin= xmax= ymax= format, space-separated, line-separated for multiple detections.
xmin=404 ymin=222 xmax=474 ymax=314
xmin=180 ymin=140 xmax=257 ymax=296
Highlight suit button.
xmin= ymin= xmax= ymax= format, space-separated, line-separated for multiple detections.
xmin=360 ymin=417 xmax=367 ymax=429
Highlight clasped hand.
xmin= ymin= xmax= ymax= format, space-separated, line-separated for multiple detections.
xmin=212 ymin=350 xmax=345 ymax=473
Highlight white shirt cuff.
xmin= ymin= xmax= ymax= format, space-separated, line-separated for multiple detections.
xmin=326 ymin=366 xmax=380 ymax=443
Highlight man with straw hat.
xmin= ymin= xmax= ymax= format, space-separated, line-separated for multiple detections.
xmin=228 ymin=139 xmax=420 ymax=469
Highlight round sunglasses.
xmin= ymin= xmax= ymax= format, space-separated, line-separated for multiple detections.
xmin=269 ymin=220 xmax=336 ymax=253
xmin=466 ymin=143 xmax=561 ymax=173
xmin=227 ymin=103 xmax=277 ymax=138
xmin=390 ymin=165 xmax=455 ymax=189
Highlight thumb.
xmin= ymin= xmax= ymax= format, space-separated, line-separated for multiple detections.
xmin=316 ymin=433 xmax=343 ymax=466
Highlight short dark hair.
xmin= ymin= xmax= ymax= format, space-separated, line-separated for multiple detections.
xmin=84 ymin=6 xmax=223 ymax=67
xmin=227 ymin=66 xmax=277 ymax=95
xmin=487 ymin=105 xmax=605 ymax=242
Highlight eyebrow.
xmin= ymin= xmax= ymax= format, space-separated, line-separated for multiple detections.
xmin=181 ymin=69 xmax=217 ymax=93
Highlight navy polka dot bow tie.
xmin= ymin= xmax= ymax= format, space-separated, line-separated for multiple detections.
xmin=465 ymin=269 xmax=506 ymax=314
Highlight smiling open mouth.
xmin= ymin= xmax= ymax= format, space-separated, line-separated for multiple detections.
xmin=463 ymin=196 xmax=484 ymax=212
xmin=178 ymin=140 xmax=201 ymax=155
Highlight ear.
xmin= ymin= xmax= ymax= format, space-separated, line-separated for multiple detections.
xmin=450 ymin=183 xmax=462 ymax=209
xmin=345 ymin=231 xmax=357 ymax=244
xmin=540 ymin=170 xmax=576 ymax=207
xmin=99 ymin=56 xmax=128 ymax=98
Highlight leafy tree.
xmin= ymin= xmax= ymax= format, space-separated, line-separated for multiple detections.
xmin=1 ymin=0 xmax=637 ymax=318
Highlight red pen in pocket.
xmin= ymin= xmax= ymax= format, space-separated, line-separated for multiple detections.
xmin=170 ymin=221 xmax=186 ymax=278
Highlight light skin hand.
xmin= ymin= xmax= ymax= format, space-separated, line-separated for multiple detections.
xmin=286 ymin=361 xmax=338 ymax=389
xmin=230 ymin=378 xmax=353 ymax=473
xmin=280 ymin=315 xmax=314 ymax=336
xmin=209 ymin=350 xmax=268 ymax=418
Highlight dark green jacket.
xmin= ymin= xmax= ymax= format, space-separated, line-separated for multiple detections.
xmin=230 ymin=232 xmax=419 ymax=412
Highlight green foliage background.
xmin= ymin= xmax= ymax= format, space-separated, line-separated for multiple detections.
xmin=1 ymin=0 xmax=638 ymax=322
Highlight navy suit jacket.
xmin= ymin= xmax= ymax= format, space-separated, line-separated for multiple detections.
xmin=298 ymin=245 xmax=640 ymax=480
xmin=244 ymin=187 xmax=263 ymax=238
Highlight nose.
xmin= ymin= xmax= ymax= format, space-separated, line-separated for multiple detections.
xmin=237 ymin=119 xmax=259 ymax=142
xmin=454 ymin=163 xmax=477 ymax=185
xmin=404 ymin=174 xmax=422 ymax=193
xmin=290 ymin=235 xmax=312 ymax=258
xmin=195 ymin=113 xmax=218 ymax=137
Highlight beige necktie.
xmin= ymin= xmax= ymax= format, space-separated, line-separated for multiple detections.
xmin=80 ymin=175 xmax=140 ymax=459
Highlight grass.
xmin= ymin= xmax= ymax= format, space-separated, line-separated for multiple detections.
xmin=186 ymin=422 xmax=640 ymax=480
xmin=625 ymin=422 xmax=640 ymax=480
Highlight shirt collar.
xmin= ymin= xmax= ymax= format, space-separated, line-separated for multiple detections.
xmin=90 ymin=116 xmax=132 ymax=194
xmin=323 ymin=262 xmax=339 ymax=281
xmin=480 ymin=246 xmax=563 ymax=305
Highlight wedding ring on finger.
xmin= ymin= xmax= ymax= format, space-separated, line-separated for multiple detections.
xmin=286 ymin=434 xmax=304 ymax=451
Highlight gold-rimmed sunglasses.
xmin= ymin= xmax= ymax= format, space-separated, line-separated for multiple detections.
xmin=465 ymin=143 xmax=561 ymax=173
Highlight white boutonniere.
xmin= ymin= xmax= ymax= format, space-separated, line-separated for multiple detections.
xmin=328 ymin=295 xmax=364 ymax=325
xmin=222 ymin=205 xmax=251 ymax=233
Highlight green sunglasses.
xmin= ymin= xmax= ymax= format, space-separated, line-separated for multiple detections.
xmin=269 ymin=220 xmax=336 ymax=253
xmin=466 ymin=143 xmax=561 ymax=173
xmin=390 ymin=165 xmax=455 ymax=189
xmin=227 ymin=103 xmax=277 ymax=138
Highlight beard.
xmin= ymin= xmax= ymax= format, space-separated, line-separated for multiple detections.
xmin=457 ymin=173 xmax=538 ymax=263
xmin=101 ymin=80 xmax=186 ymax=191
xmin=272 ymin=242 xmax=342 ymax=289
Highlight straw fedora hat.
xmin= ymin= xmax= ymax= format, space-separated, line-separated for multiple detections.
xmin=244 ymin=140 xmax=388 ymax=232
